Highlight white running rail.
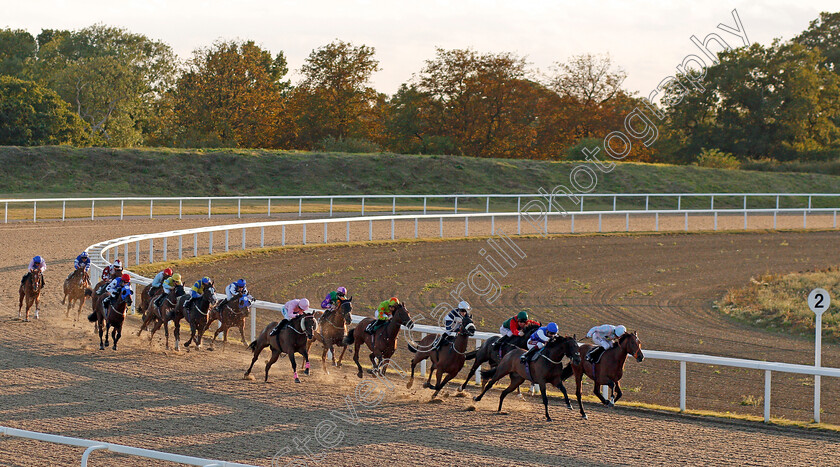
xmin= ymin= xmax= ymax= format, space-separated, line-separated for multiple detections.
xmin=0 ymin=426 xmax=257 ymax=466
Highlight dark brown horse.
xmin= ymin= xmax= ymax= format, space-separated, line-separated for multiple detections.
xmin=343 ymin=303 xmax=414 ymax=378
xmin=245 ymin=314 xmax=316 ymax=383
xmin=562 ymin=331 xmax=644 ymax=419
xmin=18 ymin=269 xmax=43 ymax=322
xmin=167 ymin=285 xmax=216 ymax=351
xmin=87 ymin=285 xmax=133 ymax=350
xmin=473 ymin=335 xmax=580 ymax=421
xmin=406 ymin=313 xmax=476 ymax=399
xmin=458 ymin=323 xmax=541 ymax=391
xmin=307 ymin=298 xmax=353 ymax=372
xmin=206 ymin=294 xmax=252 ymax=349
xmin=62 ymin=268 xmax=92 ymax=319
xmin=139 ymin=285 xmax=184 ymax=349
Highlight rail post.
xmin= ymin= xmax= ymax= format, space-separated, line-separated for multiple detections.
xmin=225 ymin=230 xmax=229 ymax=252
xmin=119 ymin=200 xmax=123 ymax=220
xmin=420 ymin=333 xmax=427 ymax=377
xmin=162 ymin=237 xmax=167 ymax=261
xmin=454 ymin=197 xmax=458 ymax=214
xmin=714 ymin=212 xmax=718 ymax=230
xmin=645 ymin=195 xmax=649 ymax=211
xmin=439 ymin=217 xmax=443 ymax=238
xmin=391 ymin=219 xmax=395 ymax=240
xmin=178 ymin=236 xmax=182 ymax=260
xmin=136 ymin=241 xmax=140 ymax=264
xmin=655 ymin=212 xmax=659 ymax=231
xmin=4 ymin=202 xmax=6 ymax=223
xmin=150 ymin=199 xmax=153 ymax=219
xmin=324 ymin=223 xmax=328 ymax=244
xmin=179 ymin=199 xmax=182 ymax=219
xmin=346 ymin=221 xmax=350 ymax=242
xmin=33 ymin=201 xmax=36 ymax=222
xmin=193 ymin=234 xmax=198 ymax=257
xmin=209 ymin=232 xmax=213 ymax=254
xmin=475 ymin=339 xmax=482 ymax=385
xmin=677 ymin=195 xmax=681 ymax=211
xmin=486 ymin=196 xmax=490 ymax=213
xmin=268 ymin=198 xmax=271 ymax=217
xmin=303 ymin=224 xmax=307 ymax=245
xmin=81 ymin=444 xmax=108 ymax=467
xmin=764 ymin=370 xmax=771 ymax=423
xmin=415 ymin=218 xmax=418 ymax=238
xmin=251 ymin=306 xmax=257 ymax=343
xmin=261 ymin=226 xmax=265 ymax=248
xmin=238 ymin=199 xmax=241 ymax=218
xmin=368 ymin=220 xmax=372 ymax=241
xmin=680 ymin=361 xmax=686 ymax=412
xmin=281 ymin=226 xmax=285 ymax=246
xmin=242 ymin=228 xmax=246 ymax=249
xmin=361 ymin=197 xmax=365 ymax=215
xmin=62 ymin=200 xmax=66 ymax=221
xmin=329 ymin=198 xmax=333 ymax=217
xmin=423 ymin=197 xmax=427 ymax=215
xmin=91 ymin=200 xmax=95 ymax=220
xmin=465 ymin=217 xmax=469 ymax=237
xmin=148 ymin=239 xmax=153 ymax=263
xmin=392 ymin=197 xmax=396 ymax=214
xmin=208 ymin=199 xmax=211 ymax=218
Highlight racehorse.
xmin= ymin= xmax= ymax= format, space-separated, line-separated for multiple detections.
xmin=307 ymin=297 xmax=353 ymax=372
xmin=562 ymin=331 xmax=644 ymax=419
xmin=138 ymin=283 xmax=155 ymax=326
xmin=18 ymin=269 xmax=43 ymax=322
xmin=458 ymin=323 xmax=541 ymax=391
xmin=244 ymin=314 xmax=316 ymax=383
xmin=139 ymin=285 xmax=184 ymax=349
xmin=343 ymin=303 xmax=414 ymax=378
xmin=473 ymin=335 xmax=580 ymax=421
xmin=406 ymin=313 xmax=476 ymax=399
xmin=167 ymin=286 xmax=216 ymax=351
xmin=87 ymin=285 xmax=133 ymax=351
xmin=206 ymin=294 xmax=252 ymax=349
xmin=62 ymin=268 xmax=92 ymax=319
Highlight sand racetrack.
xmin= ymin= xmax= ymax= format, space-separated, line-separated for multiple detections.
xmin=1 ymin=217 xmax=839 ymax=466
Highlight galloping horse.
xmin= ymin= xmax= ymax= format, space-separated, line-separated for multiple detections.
xmin=87 ymin=285 xmax=133 ymax=351
xmin=206 ymin=294 xmax=252 ymax=349
xmin=474 ymin=335 xmax=580 ymax=421
xmin=139 ymin=285 xmax=184 ymax=349
xmin=563 ymin=331 xmax=644 ymax=419
xmin=62 ymin=268 xmax=92 ymax=319
xmin=458 ymin=323 xmax=541 ymax=391
xmin=18 ymin=269 xmax=43 ymax=322
xmin=167 ymin=286 xmax=216 ymax=351
xmin=245 ymin=314 xmax=316 ymax=383
xmin=406 ymin=313 xmax=476 ymax=399
xmin=307 ymin=297 xmax=353 ymax=371
xmin=344 ymin=303 xmax=414 ymax=378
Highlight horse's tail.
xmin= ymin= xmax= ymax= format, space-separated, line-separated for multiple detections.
xmin=561 ymin=364 xmax=573 ymax=381
xmin=87 ymin=311 xmax=97 ymax=322
xmin=248 ymin=340 xmax=258 ymax=352
xmin=407 ymin=342 xmax=418 ymax=353
xmin=464 ymin=350 xmax=478 ymax=360
xmin=480 ymin=367 xmax=497 ymax=380
xmin=343 ymin=328 xmax=355 ymax=346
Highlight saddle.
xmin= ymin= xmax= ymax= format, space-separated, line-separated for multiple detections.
xmin=587 ymin=346 xmax=607 ymax=364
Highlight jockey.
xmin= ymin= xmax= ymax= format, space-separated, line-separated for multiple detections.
xmin=101 ymin=259 xmax=123 ymax=282
xmin=269 ymin=298 xmax=310 ymax=336
xmin=219 ymin=279 xmax=248 ymax=309
xmin=183 ymin=276 xmax=213 ymax=311
xmin=585 ymin=324 xmax=627 ymax=363
xmin=321 ymin=286 xmax=347 ymax=311
xmin=22 ymin=255 xmax=47 ymax=287
xmin=149 ymin=268 xmax=173 ymax=296
xmin=103 ymin=273 xmax=131 ymax=308
xmin=493 ymin=311 xmax=540 ymax=350
xmin=154 ymin=273 xmax=183 ymax=307
xmin=74 ymin=252 xmax=91 ymax=271
xmin=367 ymin=297 xmax=399 ymax=334
xmin=436 ymin=300 xmax=471 ymax=350
xmin=520 ymin=322 xmax=558 ymax=363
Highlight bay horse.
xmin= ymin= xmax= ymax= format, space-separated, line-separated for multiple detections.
xmin=307 ymin=297 xmax=353 ymax=372
xmin=139 ymin=285 xmax=184 ymax=349
xmin=87 ymin=285 xmax=133 ymax=350
xmin=206 ymin=294 xmax=252 ymax=349
xmin=18 ymin=269 xmax=43 ymax=322
xmin=562 ymin=331 xmax=644 ymax=419
xmin=167 ymin=286 xmax=216 ymax=351
xmin=343 ymin=303 xmax=414 ymax=378
xmin=62 ymin=268 xmax=92 ymax=319
xmin=244 ymin=314 xmax=316 ymax=383
xmin=473 ymin=335 xmax=580 ymax=421
xmin=406 ymin=313 xmax=476 ymax=399
xmin=458 ymin=323 xmax=541 ymax=391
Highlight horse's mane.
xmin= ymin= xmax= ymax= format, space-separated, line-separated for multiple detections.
xmin=522 ymin=323 xmax=541 ymax=334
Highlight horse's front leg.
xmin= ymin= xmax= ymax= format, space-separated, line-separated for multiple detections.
xmin=112 ymin=323 xmax=122 ymax=351
xmin=173 ymin=318 xmax=181 ymax=351
xmin=302 ymin=347 xmax=311 ymax=376
xmin=98 ymin=319 xmax=105 ymax=350
xmin=336 ymin=345 xmax=347 ymax=368
xmin=289 ymin=352 xmax=301 ymax=383
xmin=104 ymin=322 xmax=111 ymax=347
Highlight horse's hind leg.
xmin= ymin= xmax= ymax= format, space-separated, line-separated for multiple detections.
xmin=574 ymin=368 xmax=587 ymax=419
xmin=353 ymin=339 xmax=364 ymax=378
xmin=264 ymin=348 xmax=281 ymax=383
xmin=321 ymin=347 xmax=329 ymax=374
xmin=245 ymin=344 xmax=265 ymax=378
xmin=238 ymin=323 xmax=247 ymax=347
xmin=336 ymin=345 xmax=347 ymax=367
xmin=98 ymin=320 xmax=105 ymax=350
xmin=613 ymin=381 xmax=623 ymax=404
xmin=498 ymin=374 xmax=526 ymax=413
xmin=431 ymin=371 xmax=459 ymax=399
xmin=538 ymin=382 xmax=552 ymax=421
xmin=104 ymin=322 xmax=111 ymax=347
xmin=112 ymin=324 xmax=122 ymax=351
xmin=460 ymin=360 xmax=481 ymax=391
xmin=554 ymin=380 xmax=573 ymax=410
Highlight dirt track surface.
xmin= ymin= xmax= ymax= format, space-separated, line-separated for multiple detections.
xmin=1 ymin=218 xmax=839 ymax=466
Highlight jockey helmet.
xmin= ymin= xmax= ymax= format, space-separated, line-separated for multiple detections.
xmin=298 ymin=298 xmax=310 ymax=310
xmin=337 ymin=286 xmax=347 ymax=295
xmin=235 ymin=279 xmax=246 ymax=288
xmin=546 ymin=322 xmax=558 ymax=334
xmin=389 ymin=297 xmax=400 ymax=306
xmin=172 ymin=273 xmax=182 ymax=283
xmin=113 ymin=259 xmax=122 ymax=267
xmin=33 ymin=255 xmax=42 ymax=263
xmin=121 ymin=273 xmax=131 ymax=282
xmin=164 ymin=268 xmax=173 ymax=276
xmin=458 ymin=300 xmax=471 ymax=311
xmin=615 ymin=325 xmax=627 ymax=337
xmin=516 ymin=310 xmax=529 ymax=321
xmin=80 ymin=252 xmax=88 ymax=258
xmin=201 ymin=276 xmax=211 ymax=285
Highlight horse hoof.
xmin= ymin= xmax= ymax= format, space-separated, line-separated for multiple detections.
xmin=304 ymin=368 xmax=310 ymax=376
xmin=546 ymin=416 xmax=552 ymax=422
xmin=244 ymin=374 xmax=255 ymax=381
xmin=294 ymin=378 xmax=301 ymax=383
xmin=473 ymin=396 xmax=481 ymax=402
xmin=357 ymin=371 xmax=363 ymax=379
xmin=582 ymin=414 xmax=588 ymax=420
xmin=422 ymin=382 xmax=431 ymax=389
xmin=99 ymin=345 xmax=104 ymax=350
xmin=406 ymin=381 xmax=413 ymax=389
xmin=566 ymin=404 xmax=573 ymax=410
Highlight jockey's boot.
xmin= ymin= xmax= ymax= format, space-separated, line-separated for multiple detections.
xmin=520 ymin=346 xmax=538 ymax=363
xmin=493 ymin=335 xmax=508 ymax=351
xmin=586 ymin=346 xmax=604 ymax=363
xmin=436 ymin=334 xmax=451 ymax=351
xmin=21 ymin=272 xmax=29 ymax=285
xmin=269 ymin=319 xmax=288 ymax=336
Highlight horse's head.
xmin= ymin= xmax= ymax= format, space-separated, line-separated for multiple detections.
xmin=203 ymin=286 xmax=217 ymax=305
xmin=339 ymin=299 xmax=353 ymax=324
xmin=117 ymin=285 xmax=133 ymax=308
xmin=393 ymin=302 xmax=414 ymax=329
xmin=303 ymin=314 xmax=317 ymax=339
xmin=619 ymin=331 xmax=644 ymax=362
xmin=459 ymin=313 xmax=476 ymax=337
xmin=238 ymin=295 xmax=253 ymax=313
xmin=559 ymin=335 xmax=581 ymax=365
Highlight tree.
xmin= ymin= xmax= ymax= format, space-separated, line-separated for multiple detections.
xmin=795 ymin=12 xmax=840 ymax=73
xmin=0 ymin=28 xmax=36 ymax=78
xmin=32 ymin=24 xmax=177 ymax=146
xmin=172 ymin=40 xmax=289 ymax=148
xmin=294 ymin=40 xmax=379 ymax=146
xmin=0 ymin=76 xmax=89 ymax=146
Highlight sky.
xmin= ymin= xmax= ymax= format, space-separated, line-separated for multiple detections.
xmin=2 ymin=0 xmax=838 ymax=96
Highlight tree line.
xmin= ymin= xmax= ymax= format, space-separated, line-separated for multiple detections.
xmin=1 ymin=12 xmax=839 ymax=164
